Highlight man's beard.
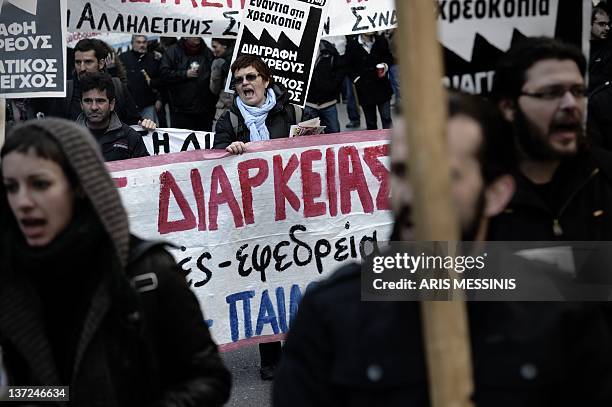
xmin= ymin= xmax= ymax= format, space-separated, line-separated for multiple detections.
xmin=391 ymin=191 xmax=486 ymax=242
xmin=513 ymin=107 xmax=583 ymax=161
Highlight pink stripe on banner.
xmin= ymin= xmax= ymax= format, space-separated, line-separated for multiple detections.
xmin=106 ymin=130 xmax=390 ymax=172
xmin=218 ymin=334 xmax=286 ymax=352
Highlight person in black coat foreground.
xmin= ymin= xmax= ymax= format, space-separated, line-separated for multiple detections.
xmin=0 ymin=118 xmax=231 ymax=406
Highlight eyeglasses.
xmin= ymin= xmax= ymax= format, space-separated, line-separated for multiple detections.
xmin=520 ymin=85 xmax=587 ymax=101
xmin=233 ymin=73 xmax=261 ymax=86
xmin=595 ymin=21 xmax=610 ymax=28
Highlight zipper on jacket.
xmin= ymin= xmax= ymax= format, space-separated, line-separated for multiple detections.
xmin=552 ymin=168 xmax=600 ymax=238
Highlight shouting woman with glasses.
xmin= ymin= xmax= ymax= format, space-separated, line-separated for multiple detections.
xmin=213 ymin=54 xmax=302 ymax=155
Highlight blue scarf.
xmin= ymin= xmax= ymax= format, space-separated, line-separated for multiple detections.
xmin=236 ymin=88 xmax=276 ymax=141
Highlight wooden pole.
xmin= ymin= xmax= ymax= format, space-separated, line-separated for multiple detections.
xmin=0 ymin=98 xmax=6 ymax=150
xmin=395 ymin=2 xmax=474 ymax=407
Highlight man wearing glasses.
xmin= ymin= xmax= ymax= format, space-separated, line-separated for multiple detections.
xmin=589 ymin=5 xmax=612 ymax=91
xmin=488 ymin=36 xmax=612 ymax=241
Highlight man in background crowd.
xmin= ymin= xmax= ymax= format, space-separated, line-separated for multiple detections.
xmin=119 ymin=35 xmax=163 ymax=124
xmin=160 ymin=37 xmax=217 ymax=131
xmin=76 ymin=72 xmax=149 ymax=162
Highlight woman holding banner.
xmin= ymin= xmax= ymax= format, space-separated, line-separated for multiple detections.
xmin=213 ymin=54 xmax=301 ymax=155
xmin=0 ymin=119 xmax=231 ymax=406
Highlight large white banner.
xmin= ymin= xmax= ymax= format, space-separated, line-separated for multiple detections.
xmin=67 ymin=0 xmax=397 ymax=39
xmin=108 ymin=131 xmax=393 ymax=349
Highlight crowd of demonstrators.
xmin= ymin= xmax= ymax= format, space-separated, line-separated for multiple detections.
xmin=303 ymin=39 xmax=344 ymax=133
xmin=119 ymin=35 xmax=164 ymax=125
xmin=345 ymin=32 xmax=394 ymax=130
xmin=274 ymin=91 xmax=612 ymax=406
xmin=160 ymin=37 xmax=217 ymax=131
xmin=0 ymin=119 xmax=232 ymax=406
xmin=76 ymin=72 xmax=150 ymax=162
xmin=210 ymin=38 xmax=236 ymax=124
xmin=213 ymin=54 xmax=302 ymax=156
xmin=489 ymin=37 xmax=612 ymax=242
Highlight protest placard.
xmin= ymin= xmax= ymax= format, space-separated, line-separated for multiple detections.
xmin=108 ymin=131 xmax=393 ymax=348
xmin=323 ymin=0 xmax=396 ymax=36
xmin=227 ymin=0 xmax=330 ymax=107
xmin=0 ymin=0 xmax=67 ymax=98
xmin=134 ymin=127 xmax=215 ymax=156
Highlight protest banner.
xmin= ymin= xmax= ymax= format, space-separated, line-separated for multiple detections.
xmin=67 ymin=31 xmax=134 ymax=50
xmin=439 ymin=0 xmax=587 ymax=95
xmin=0 ymin=0 xmax=67 ymax=98
xmin=134 ymin=127 xmax=215 ymax=155
xmin=66 ymin=0 xmax=397 ymax=39
xmin=108 ymin=131 xmax=393 ymax=348
xmin=227 ymin=0 xmax=330 ymax=106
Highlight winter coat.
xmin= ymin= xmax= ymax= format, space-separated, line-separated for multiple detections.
xmin=119 ymin=50 xmax=162 ymax=109
xmin=160 ymin=39 xmax=217 ymax=115
xmin=274 ymin=262 xmax=612 ymax=407
xmin=209 ymin=48 xmax=234 ymax=121
xmin=589 ymin=39 xmax=612 ymax=92
xmin=306 ymin=40 xmax=345 ymax=106
xmin=76 ymin=112 xmax=149 ymax=162
xmin=30 ymin=76 xmax=142 ymax=126
xmin=345 ymin=35 xmax=394 ymax=106
xmin=588 ymin=80 xmax=612 ymax=151
xmin=213 ymin=83 xmax=300 ymax=149
xmin=0 ymin=118 xmax=231 ymax=407
xmin=488 ymin=146 xmax=612 ymax=241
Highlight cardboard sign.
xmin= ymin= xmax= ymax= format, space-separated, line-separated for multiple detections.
xmin=0 ymin=0 xmax=67 ymax=98
xmin=227 ymin=0 xmax=330 ymax=106
xmin=108 ymin=131 xmax=393 ymax=348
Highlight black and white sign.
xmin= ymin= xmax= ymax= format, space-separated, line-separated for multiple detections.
xmin=0 ymin=0 xmax=67 ymax=98
xmin=228 ymin=0 xmax=330 ymax=107
xmin=136 ymin=127 xmax=215 ymax=156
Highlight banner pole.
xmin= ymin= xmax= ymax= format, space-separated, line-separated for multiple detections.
xmin=395 ymin=2 xmax=474 ymax=407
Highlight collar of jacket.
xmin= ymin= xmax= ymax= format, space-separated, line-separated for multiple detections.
xmin=76 ymin=111 xmax=123 ymax=134
xmin=230 ymin=82 xmax=290 ymax=117
xmin=509 ymin=147 xmax=600 ymax=214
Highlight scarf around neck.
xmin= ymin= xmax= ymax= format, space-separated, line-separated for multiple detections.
xmin=236 ymin=88 xmax=276 ymax=142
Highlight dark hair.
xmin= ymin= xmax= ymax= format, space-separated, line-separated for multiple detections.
xmin=593 ymin=5 xmax=610 ymax=24
xmin=80 ymin=71 xmax=116 ymax=102
xmin=74 ymin=38 xmax=109 ymax=61
xmin=1 ymin=124 xmax=79 ymax=188
xmin=231 ymin=54 xmax=273 ymax=83
xmin=448 ymin=92 xmax=516 ymax=184
xmin=212 ymin=38 xmax=235 ymax=48
xmin=491 ymin=37 xmax=586 ymax=102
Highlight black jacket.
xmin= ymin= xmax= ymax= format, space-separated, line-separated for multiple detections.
xmin=589 ymin=39 xmax=612 ymax=92
xmin=213 ymin=83 xmax=299 ymax=149
xmin=488 ymin=147 xmax=612 ymax=241
xmin=77 ymin=112 xmax=149 ymax=162
xmin=306 ymin=40 xmax=345 ymax=105
xmin=30 ymin=76 xmax=142 ymax=126
xmin=274 ymin=263 xmax=612 ymax=407
xmin=119 ymin=50 xmax=161 ymax=109
xmin=160 ymin=39 xmax=217 ymax=114
xmin=588 ymin=80 xmax=612 ymax=151
xmin=345 ymin=35 xmax=393 ymax=106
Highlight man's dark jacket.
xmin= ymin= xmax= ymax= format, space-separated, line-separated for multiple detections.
xmin=488 ymin=146 xmax=612 ymax=241
xmin=119 ymin=50 xmax=161 ymax=109
xmin=31 ymin=76 xmax=141 ymax=125
xmin=77 ymin=112 xmax=149 ymax=162
xmin=588 ymin=80 xmax=612 ymax=151
xmin=213 ymin=83 xmax=299 ymax=149
xmin=589 ymin=39 xmax=612 ymax=92
xmin=274 ymin=263 xmax=612 ymax=407
xmin=306 ymin=40 xmax=345 ymax=105
xmin=160 ymin=39 xmax=217 ymax=115
xmin=345 ymin=35 xmax=393 ymax=106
